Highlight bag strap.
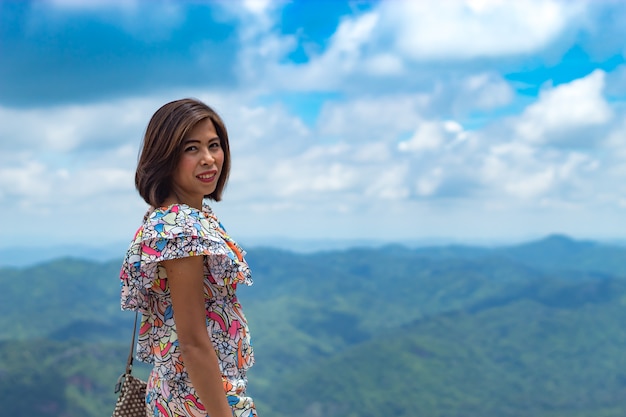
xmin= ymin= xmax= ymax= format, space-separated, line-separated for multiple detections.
xmin=115 ymin=311 xmax=140 ymax=393
xmin=124 ymin=231 xmax=145 ymax=377
xmin=116 ymin=219 xmax=148 ymax=393
xmin=125 ymin=311 xmax=139 ymax=375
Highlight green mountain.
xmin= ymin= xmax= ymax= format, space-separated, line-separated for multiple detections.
xmin=273 ymin=279 xmax=626 ymax=417
xmin=1 ymin=235 xmax=625 ymax=416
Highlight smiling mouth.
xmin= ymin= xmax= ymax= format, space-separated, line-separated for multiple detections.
xmin=197 ymin=171 xmax=217 ymax=182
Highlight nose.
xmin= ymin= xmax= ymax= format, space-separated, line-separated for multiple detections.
xmin=200 ymin=148 xmax=215 ymax=165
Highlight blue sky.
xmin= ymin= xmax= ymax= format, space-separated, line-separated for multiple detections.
xmin=2 ymin=0 xmax=626 ymax=254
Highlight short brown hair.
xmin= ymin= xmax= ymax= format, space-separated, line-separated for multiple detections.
xmin=135 ymin=98 xmax=231 ymax=207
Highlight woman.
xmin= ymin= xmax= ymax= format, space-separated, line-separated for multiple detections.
xmin=120 ymin=98 xmax=257 ymax=417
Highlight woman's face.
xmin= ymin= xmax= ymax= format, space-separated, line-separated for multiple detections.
xmin=169 ymin=118 xmax=224 ymax=208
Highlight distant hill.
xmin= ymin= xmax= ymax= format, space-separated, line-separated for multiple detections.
xmin=497 ymin=234 xmax=626 ymax=275
xmin=0 ymin=242 xmax=129 ymax=267
xmin=1 ymin=235 xmax=626 ymax=416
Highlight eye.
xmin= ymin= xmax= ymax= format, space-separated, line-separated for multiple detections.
xmin=184 ymin=145 xmax=198 ymax=152
xmin=209 ymin=141 xmax=221 ymax=149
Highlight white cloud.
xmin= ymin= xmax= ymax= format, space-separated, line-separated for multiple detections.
xmin=242 ymin=0 xmax=274 ymax=15
xmin=605 ymin=64 xmax=626 ymax=97
xmin=458 ymin=73 xmax=515 ymax=110
xmin=0 ymin=98 xmax=155 ymax=153
xmin=286 ymin=11 xmax=381 ymax=87
xmin=399 ymin=122 xmax=447 ymax=153
xmin=249 ymin=0 xmax=584 ymax=91
xmin=0 ymin=153 xmax=136 ymax=203
xmin=363 ymin=53 xmax=405 ymax=76
xmin=352 ymin=142 xmax=392 ymax=163
xmin=398 ymin=120 xmax=467 ymax=153
xmin=380 ymin=0 xmax=584 ymax=60
xmin=604 ymin=117 xmax=626 ymax=158
xmin=37 ymin=0 xmax=185 ymax=41
xmin=317 ymin=94 xmax=430 ymax=140
xmin=506 ymin=168 xmax=556 ymax=199
xmin=515 ymin=69 xmax=612 ymax=144
xmin=1 ymin=67 xmax=621 ymax=247
xmin=0 ymin=161 xmax=51 ymax=198
xmin=221 ymin=103 xmax=311 ymax=155
xmin=245 ymin=11 xmax=381 ymax=91
xmin=267 ymin=147 xmax=358 ymax=197
xmin=0 ymin=145 xmax=145 ymax=244
xmin=215 ymin=0 xmax=294 ymax=90
xmin=227 ymin=0 xmax=559 ymax=110
xmin=221 ymin=13 xmax=369 ymax=96
xmin=601 ymin=116 xmax=626 ymax=203
xmin=415 ymin=167 xmax=444 ymax=197
xmin=479 ymin=136 xmax=600 ymax=201
xmin=3 ymin=0 xmax=626 ymax=249
xmin=365 ymin=163 xmax=411 ymax=200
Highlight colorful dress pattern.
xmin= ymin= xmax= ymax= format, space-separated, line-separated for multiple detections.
xmin=120 ymin=202 xmax=257 ymax=417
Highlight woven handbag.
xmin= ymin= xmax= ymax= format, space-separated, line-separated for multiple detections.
xmin=112 ymin=312 xmax=148 ymax=417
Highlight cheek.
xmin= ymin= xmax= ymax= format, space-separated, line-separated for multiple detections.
xmin=178 ymin=155 xmax=196 ymax=170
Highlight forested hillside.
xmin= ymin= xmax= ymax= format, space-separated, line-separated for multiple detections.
xmin=1 ymin=235 xmax=626 ymax=417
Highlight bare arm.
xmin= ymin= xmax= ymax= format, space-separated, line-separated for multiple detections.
xmin=161 ymin=255 xmax=232 ymax=417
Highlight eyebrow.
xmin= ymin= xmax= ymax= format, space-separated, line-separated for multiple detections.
xmin=182 ymin=136 xmax=220 ymax=144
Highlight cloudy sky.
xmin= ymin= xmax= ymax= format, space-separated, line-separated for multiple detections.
xmin=2 ymin=0 xmax=626 ymax=255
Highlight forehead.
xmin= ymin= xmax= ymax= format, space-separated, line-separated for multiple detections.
xmin=185 ymin=117 xmax=218 ymax=140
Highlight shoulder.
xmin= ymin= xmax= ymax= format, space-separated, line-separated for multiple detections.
xmin=150 ymin=204 xmax=203 ymax=224
xmin=133 ymin=204 xmax=221 ymax=263
xmin=143 ymin=204 xmax=216 ymax=240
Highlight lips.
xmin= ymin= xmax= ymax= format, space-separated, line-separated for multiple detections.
xmin=197 ymin=170 xmax=217 ymax=182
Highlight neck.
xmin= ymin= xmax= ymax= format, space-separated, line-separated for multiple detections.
xmin=163 ymin=191 xmax=202 ymax=210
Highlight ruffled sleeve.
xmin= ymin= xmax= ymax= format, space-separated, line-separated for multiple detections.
xmin=120 ymin=204 xmax=252 ymax=312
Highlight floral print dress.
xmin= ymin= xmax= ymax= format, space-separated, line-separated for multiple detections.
xmin=120 ymin=202 xmax=257 ymax=417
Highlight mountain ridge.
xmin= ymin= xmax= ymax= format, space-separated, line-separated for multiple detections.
xmin=2 ymin=234 xmax=626 ymax=416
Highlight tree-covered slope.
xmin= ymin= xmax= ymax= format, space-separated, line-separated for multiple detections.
xmin=0 ymin=235 xmax=625 ymax=416
xmin=0 ymin=257 xmax=126 ymax=340
xmin=266 ymin=277 xmax=626 ymax=417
